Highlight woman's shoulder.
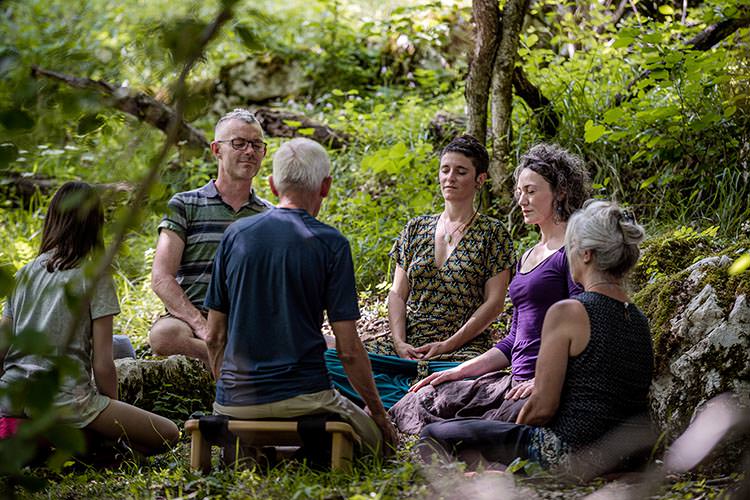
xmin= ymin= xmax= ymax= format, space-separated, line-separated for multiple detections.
xmin=403 ymin=214 xmax=438 ymax=232
xmin=474 ymin=213 xmax=509 ymax=235
xmin=548 ymin=298 xmax=588 ymax=319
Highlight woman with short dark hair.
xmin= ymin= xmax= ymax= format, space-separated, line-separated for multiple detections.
xmin=326 ymin=135 xmax=514 ymax=409
xmin=391 ymin=143 xmax=590 ymax=432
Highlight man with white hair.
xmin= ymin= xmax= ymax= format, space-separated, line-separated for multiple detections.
xmin=149 ymin=109 xmax=272 ymax=364
xmin=204 ymin=138 xmax=398 ymax=455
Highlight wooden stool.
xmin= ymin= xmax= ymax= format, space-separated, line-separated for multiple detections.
xmin=184 ymin=419 xmax=361 ymax=472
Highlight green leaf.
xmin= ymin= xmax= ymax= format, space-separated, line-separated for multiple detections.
xmin=729 ymin=254 xmax=750 ymax=275
xmin=612 ymin=35 xmax=634 ymax=49
xmin=297 ymin=128 xmax=315 ymax=136
xmin=387 ymin=142 xmax=408 ymax=159
xmin=584 ymin=120 xmax=608 ymax=143
xmin=283 ymin=120 xmax=303 ymax=127
xmin=603 ymin=108 xmax=625 ymax=125
xmin=331 ymin=89 xmax=345 ymax=96
xmin=525 ymin=33 xmax=539 ymax=47
xmin=640 ymin=174 xmax=660 ymax=189
xmin=658 ymin=5 xmax=674 ymax=15
xmin=0 ymin=142 xmax=19 ymax=169
xmin=160 ymin=18 xmax=208 ymax=64
xmin=76 ymin=113 xmax=105 ymax=135
xmin=46 ymin=425 xmax=85 ymax=454
xmin=8 ymin=329 xmax=53 ymax=356
xmin=0 ymin=49 xmax=20 ymax=78
xmin=234 ymin=24 xmax=264 ymax=51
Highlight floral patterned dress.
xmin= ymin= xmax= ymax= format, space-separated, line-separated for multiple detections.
xmin=368 ymin=213 xmax=514 ymax=361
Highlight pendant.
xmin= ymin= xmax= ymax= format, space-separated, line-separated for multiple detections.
xmin=444 ymin=232 xmax=452 ymax=244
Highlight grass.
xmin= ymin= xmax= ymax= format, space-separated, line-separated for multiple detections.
xmin=4 ymin=438 xmax=744 ymax=499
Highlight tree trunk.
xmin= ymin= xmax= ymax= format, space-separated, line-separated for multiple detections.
xmin=465 ymin=0 xmax=501 ymax=143
xmin=489 ymin=0 xmax=529 ymax=194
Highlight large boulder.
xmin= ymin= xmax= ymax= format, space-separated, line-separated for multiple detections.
xmin=632 ymin=231 xmax=750 ymax=472
xmin=211 ymin=55 xmax=308 ymax=114
xmin=116 ymin=355 xmax=215 ymax=423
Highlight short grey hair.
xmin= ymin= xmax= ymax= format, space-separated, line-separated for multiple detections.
xmin=565 ymin=200 xmax=645 ymax=278
xmin=215 ymin=108 xmax=261 ymax=137
xmin=272 ymin=138 xmax=330 ymax=193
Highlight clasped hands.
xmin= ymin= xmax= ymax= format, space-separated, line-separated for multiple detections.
xmin=394 ymin=340 xmax=450 ymax=360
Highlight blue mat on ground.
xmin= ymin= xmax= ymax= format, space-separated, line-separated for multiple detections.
xmin=324 ymin=348 xmax=460 ymax=410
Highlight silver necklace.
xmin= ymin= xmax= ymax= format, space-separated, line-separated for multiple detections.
xmin=441 ymin=211 xmax=476 ymax=245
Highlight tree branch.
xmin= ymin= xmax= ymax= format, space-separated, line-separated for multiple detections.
xmin=687 ymin=16 xmax=750 ymax=51
xmin=253 ymin=107 xmax=350 ymax=149
xmin=512 ymin=67 xmax=559 ymax=137
xmin=30 ymin=65 xmax=210 ymax=150
xmin=465 ymin=0 xmax=501 ymax=143
xmin=595 ymin=0 xmax=629 ymax=34
xmin=489 ymin=0 xmax=530 ymax=194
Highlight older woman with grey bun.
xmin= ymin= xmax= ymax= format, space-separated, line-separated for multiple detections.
xmin=418 ymin=200 xmax=654 ymax=474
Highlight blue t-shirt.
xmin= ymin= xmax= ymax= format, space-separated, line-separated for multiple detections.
xmin=205 ymin=207 xmax=361 ymax=405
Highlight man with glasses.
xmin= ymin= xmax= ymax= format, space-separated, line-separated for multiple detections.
xmin=149 ymin=108 xmax=272 ymax=364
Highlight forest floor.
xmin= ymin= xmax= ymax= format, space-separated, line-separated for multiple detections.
xmin=5 ymin=439 xmax=745 ymax=500
xmin=3 ymin=302 xmax=746 ymax=499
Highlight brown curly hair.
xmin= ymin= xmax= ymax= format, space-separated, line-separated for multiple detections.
xmin=513 ymin=143 xmax=591 ymax=222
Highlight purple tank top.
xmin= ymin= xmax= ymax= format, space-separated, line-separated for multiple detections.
xmin=495 ymin=246 xmax=582 ymax=381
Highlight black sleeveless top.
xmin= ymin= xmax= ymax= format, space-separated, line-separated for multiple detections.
xmin=548 ymin=291 xmax=653 ymax=451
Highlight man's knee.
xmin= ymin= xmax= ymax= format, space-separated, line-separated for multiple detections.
xmin=148 ymin=317 xmax=194 ymax=354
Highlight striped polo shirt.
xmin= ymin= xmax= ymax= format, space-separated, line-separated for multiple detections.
xmin=158 ymin=180 xmax=272 ymax=310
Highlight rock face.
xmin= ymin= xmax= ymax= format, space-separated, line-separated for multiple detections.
xmin=633 ymin=234 xmax=750 ymax=473
xmin=212 ymin=56 xmax=307 ymax=113
xmin=116 ymin=355 xmax=215 ymax=422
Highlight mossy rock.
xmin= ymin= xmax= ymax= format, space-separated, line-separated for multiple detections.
xmin=116 ymin=355 xmax=215 ymax=424
xmin=631 ymin=232 xmax=750 ymax=474
xmin=631 ymin=226 xmax=730 ymax=291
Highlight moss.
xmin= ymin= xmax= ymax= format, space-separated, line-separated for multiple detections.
xmin=633 ymin=270 xmax=689 ymax=375
xmin=632 ymin=230 xmax=750 ymax=374
xmin=632 ymin=227 xmax=728 ymax=291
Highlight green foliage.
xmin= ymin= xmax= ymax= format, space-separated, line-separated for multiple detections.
xmin=519 ymin=0 xmax=750 ymax=234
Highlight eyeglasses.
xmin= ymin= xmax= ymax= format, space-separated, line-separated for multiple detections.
xmin=215 ymin=138 xmax=267 ymax=152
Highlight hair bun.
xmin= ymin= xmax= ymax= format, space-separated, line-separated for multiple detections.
xmin=617 ymin=208 xmax=645 ymax=246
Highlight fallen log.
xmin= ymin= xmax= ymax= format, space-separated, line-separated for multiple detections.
xmin=253 ymin=107 xmax=351 ymax=149
xmin=29 ymin=67 xmax=350 ymax=150
xmin=0 ymin=172 xmax=133 ymax=208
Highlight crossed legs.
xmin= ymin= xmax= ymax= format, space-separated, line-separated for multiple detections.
xmin=148 ymin=315 xmax=208 ymax=365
